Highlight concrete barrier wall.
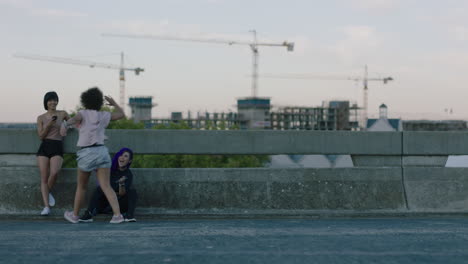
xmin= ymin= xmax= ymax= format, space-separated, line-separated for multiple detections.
xmin=3 ymin=129 xmax=468 ymax=155
xmin=1 ymin=167 xmax=406 ymax=213
xmin=5 ymin=166 xmax=468 ymax=214
xmin=1 ymin=129 xmax=468 ymax=215
xmin=0 ymin=129 xmax=402 ymax=154
xmin=403 ymin=131 xmax=468 ymax=155
xmin=404 ymin=167 xmax=468 ymax=212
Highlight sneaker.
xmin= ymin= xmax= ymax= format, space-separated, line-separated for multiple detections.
xmin=64 ymin=211 xmax=79 ymax=224
xmin=124 ymin=216 xmax=137 ymax=222
xmin=110 ymin=214 xmax=124 ymax=224
xmin=40 ymin=207 xmax=50 ymax=216
xmin=48 ymin=193 xmax=55 ymax=207
xmin=78 ymin=210 xmax=94 ymax=223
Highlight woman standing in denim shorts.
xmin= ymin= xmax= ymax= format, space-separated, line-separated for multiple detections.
xmin=36 ymin=91 xmax=69 ymax=216
xmin=61 ymin=87 xmax=126 ymax=224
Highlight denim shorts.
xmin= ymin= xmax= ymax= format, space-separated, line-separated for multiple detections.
xmin=76 ymin=145 xmax=111 ymax=172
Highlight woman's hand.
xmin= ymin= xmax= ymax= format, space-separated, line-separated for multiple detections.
xmin=47 ymin=118 xmax=56 ymax=128
xmin=104 ymin=96 xmax=117 ymax=106
xmin=117 ymin=176 xmax=127 ymax=184
xmin=107 ymin=95 xmax=126 ymax=121
xmin=60 ymin=121 xmax=68 ymax=136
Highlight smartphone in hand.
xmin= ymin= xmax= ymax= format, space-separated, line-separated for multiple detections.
xmin=52 ymin=116 xmax=57 ymax=121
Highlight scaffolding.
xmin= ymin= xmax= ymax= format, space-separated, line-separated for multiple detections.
xmin=146 ymin=112 xmax=240 ymax=130
xmin=146 ymin=101 xmax=360 ymax=130
xmin=270 ymin=101 xmax=360 ymax=130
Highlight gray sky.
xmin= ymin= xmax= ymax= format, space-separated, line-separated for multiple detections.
xmin=2 ymin=0 xmax=468 ymax=122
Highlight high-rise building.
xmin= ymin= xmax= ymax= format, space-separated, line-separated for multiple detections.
xmin=237 ymin=97 xmax=271 ymax=129
xmin=129 ymin=96 xmax=155 ymax=122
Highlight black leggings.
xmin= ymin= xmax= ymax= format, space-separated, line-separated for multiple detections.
xmin=87 ymin=187 xmax=138 ymax=217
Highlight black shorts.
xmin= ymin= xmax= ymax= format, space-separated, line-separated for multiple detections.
xmin=36 ymin=139 xmax=64 ymax=158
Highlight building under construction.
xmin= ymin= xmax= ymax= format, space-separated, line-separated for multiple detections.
xmin=270 ymin=101 xmax=360 ymax=130
xmin=145 ymin=98 xmax=360 ymax=131
xmin=146 ymin=111 xmax=239 ymax=129
xmin=129 ymin=96 xmax=156 ymax=122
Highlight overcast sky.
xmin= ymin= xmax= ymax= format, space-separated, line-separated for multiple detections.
xmin=2 ymin=0 xmax=468 ymax=122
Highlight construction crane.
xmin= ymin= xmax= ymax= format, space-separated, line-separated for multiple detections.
xmin=13 ymin=52 xmax=144 ymax=108
xmin=260 ymin=65 xmax=393 ymax=130
xmin=102 ymin=30 xmax=294 ymax=98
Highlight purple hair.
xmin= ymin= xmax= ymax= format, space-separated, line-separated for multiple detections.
xmin=111 ymin=147 xmax=134 ymax=172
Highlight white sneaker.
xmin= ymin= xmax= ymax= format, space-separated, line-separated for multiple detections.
xmin=64 ymin=211 xmax=79 ymax=224
xmin=48 ymin=193 xmax=55 ymax=207
xmin=110 ymin=214 xmax=124 ymax=224
xmin=40 ymin=207 xmax=50 ymax=216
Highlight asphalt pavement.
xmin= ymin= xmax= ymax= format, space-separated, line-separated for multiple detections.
xmin=1 ymin=217 xmax=468 ymax=264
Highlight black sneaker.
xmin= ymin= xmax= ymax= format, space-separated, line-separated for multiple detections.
xmin=124 ymin=215 xmax=136 ymax=222
xmin=78 ymin=210 xmax=94 ymax=223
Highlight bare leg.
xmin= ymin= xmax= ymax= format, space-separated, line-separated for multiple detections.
xmin=48 ymin=156 xmax=63 ymax=192
xmin=37 ymin=156 xmax=50 ymax=207
xmin=73 ymin=169 xmax=91 ymax=216
xmin=96 ymin=168 xmax=121 ymax=216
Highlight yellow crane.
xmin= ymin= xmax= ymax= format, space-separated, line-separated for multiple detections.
xmin=102 ymin=30 xmax=293 ymax=98
xmin=13 ymin=52 xmax=144 ymax=108
xmin=260 ymin=65 xmax=393 ymax=130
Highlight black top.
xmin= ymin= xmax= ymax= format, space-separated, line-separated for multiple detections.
xmin=110 ymin=168 xmax=133 ymax=192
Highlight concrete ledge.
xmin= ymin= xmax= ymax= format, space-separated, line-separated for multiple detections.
xmin=6 ymin=129 xmax=468 ymax=156
xmin=0 ymin=129 xmax=403 ymax=155
xmin=404 ymin=131 xmax=468 ymax=155
xmin=0 ymin=167 xmax=405 ymax=214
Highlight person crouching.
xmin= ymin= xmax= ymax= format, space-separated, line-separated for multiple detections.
xmin=79 ymin=147 xmax=138 ymax=222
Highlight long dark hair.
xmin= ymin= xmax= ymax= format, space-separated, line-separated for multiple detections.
xmin=111 ymin=147 xmax=134 ymax=172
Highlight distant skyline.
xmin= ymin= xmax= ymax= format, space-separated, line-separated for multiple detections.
xmin=2 ymin=0 xmax=468 ymax=122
